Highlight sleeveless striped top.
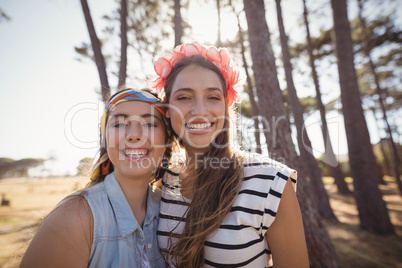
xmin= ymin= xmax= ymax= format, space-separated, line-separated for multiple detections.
xmin=157 ymin=153 xmax=297 ymax=267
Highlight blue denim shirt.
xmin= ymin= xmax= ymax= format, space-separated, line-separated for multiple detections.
xmin=83 ymin=172 xmax=166 ymax=268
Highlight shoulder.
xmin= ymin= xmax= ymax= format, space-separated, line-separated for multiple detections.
xmin=241 ymin=152 xmax=296 ymax=180
xmin=20 ymin=193 xmax=93 ymax=267
xmin=50 ymin=194 xmax=93 ymax=231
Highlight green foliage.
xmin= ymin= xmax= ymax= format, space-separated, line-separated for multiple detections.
xmin=290 ymin=28 xmax=332 ymax=59
xmin=76 ymin=0 xmax=175 ymax=90
xmin=299 ymin=95 xmax=317 ymax=115
xmin=291 ymin=8 xmax=401 ymax=120
xmin=238 ymin=101 xmax=253 ymax=118
xmin=0 ymin=158 xmax=45 ymax=179
xmin=291 ymin=14 xmax=401 ymax=61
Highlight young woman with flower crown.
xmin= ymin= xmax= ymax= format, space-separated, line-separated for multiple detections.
xmin=20 ymin=88 xmax=171 ymax=268
xmin=152 ymin=42 xmax=309 ymax=267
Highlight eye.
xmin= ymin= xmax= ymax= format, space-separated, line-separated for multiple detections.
xmin=113 ymin=122 xmax=127 ymax=127
xmin=208 ymin=95 xmax=222 ymax=101
xmin=177 ymin=95 xmax=190 ymax=101
xmin=143 ymin=122 xmax=157 ymax=128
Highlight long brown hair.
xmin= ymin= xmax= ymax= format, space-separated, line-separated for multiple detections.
xmin=164 ymin=55 xmax=244 ymax=267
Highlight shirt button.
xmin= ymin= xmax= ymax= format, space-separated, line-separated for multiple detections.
xmin=147 ymin=243 xmax=152 ymax=249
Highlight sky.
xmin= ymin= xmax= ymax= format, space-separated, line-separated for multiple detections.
xmin=0 ymin=0 xmax=396 ymax=176
xmin=1 ymin=0 xmax=115 ymax=176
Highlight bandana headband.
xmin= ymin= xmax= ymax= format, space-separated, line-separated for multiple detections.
xmin=151 ymin=42 xmax=243 ymax=107
xmin=91 ymin=88 xmax=169 ymax=180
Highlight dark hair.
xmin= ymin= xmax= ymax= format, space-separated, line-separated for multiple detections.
xmin=163 ymin=55 xmax=244 ymax=267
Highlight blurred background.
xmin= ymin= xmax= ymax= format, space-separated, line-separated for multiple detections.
xmin=0 ymin=0 xmax=401 ymax=267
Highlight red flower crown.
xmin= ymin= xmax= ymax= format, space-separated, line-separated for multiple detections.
xmin=151 ymin=42 xmax=243 ymax=106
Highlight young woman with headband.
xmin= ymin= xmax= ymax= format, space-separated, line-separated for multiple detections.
xmin=21 ymin=88 xmax=171 ymax=267
xmin=152 ymin=42 xmax=309 ymax=267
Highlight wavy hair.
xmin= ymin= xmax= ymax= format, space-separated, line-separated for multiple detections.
xmin=163 ymin=55 xmax=244 ymax=267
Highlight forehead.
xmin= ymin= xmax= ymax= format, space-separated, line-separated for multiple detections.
xmin=109 ymin=101 xmax=161 ymax=117
xmin=172 ymin=64 xmax=224 ymax=91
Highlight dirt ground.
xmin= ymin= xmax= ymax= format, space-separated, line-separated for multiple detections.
xmin=323 ymin=177 xmax=402 ymax=268
xmin=0 ymin=176 xmax=401 ymax=268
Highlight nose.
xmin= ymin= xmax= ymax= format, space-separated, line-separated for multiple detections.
xmin=191 ymin=98 xmax=208 ymax=116
xmin=126 ymin=121 xmax=143 ymax=142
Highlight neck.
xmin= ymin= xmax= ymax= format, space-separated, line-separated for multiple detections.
xmin=184 ymin=147 xmax=207 ymax=173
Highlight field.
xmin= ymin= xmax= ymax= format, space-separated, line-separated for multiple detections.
xmin=0 ymin=176 xmax=401 ymax=267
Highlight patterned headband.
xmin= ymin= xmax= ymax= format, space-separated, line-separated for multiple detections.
xmin=90 ymin=88 xmax=169 ymax=180
xmin=151 ymin=42 xmax=243 ymax=107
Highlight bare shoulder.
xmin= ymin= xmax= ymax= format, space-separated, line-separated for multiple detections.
xmin=20 ymin=194 xmax=93 ymax=268
xmin=265 ymin=180 xmax=309 ymax=267
xmin=51 ymin=194 xmax=93 ymax=226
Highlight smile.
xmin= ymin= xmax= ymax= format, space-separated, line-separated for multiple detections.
xmin=185 ymin=122 xmax=212 ymax=130
xmin=123 ymin=148 xmax=149 ymax=159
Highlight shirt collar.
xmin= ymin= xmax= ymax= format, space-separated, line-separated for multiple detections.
xmin=104 ymin=172 xmax=159 ymax=237
xmin=144 ymin=186 xmax=161 ymax=226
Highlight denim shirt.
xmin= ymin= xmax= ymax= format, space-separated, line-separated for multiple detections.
xmin=83 ymin=172 xmax=166 ymax=268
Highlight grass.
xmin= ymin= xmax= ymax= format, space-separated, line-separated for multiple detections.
xmin=0 ymin=176 xmax=401 ymax=267
xmin=0 ymin=176 xmax=87 ymax=268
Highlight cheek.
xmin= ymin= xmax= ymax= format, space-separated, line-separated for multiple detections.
xmin=149 ymin=127 xmax=166 ymax=145
xmin=106 ymin=129 xmax=123 ymax=149
xmin=215 ymin=104 xmax=227 ymax=129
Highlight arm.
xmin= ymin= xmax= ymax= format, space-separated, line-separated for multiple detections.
xmin=265 ymin=174 xmax=309 ymax=268
xmin=20 ymin=195 xmax=93 ymax=268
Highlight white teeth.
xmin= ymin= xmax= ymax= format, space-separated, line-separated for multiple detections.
xmin=186 ymin=123 xmax=211 ymax=130
xmin=124 ymin=149 xmax=148 ymax=157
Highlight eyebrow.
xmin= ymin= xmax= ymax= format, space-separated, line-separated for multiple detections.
xmin=173 ymin=87 xmax=223 ymax=95
xmin=109 ymin=113 xmax=163 ymax=122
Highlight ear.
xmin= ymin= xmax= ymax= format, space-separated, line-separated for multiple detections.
xmin=166 ymin=109 xmax=170 ymax=118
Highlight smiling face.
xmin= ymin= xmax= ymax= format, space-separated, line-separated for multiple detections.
xmin=105 ymin=101 xmax=166 ymax=182
xmin=167 ymin=64 xmax=227 ymax=154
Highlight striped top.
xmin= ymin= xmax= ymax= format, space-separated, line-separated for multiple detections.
xmin=157 ymin=153 xmax=297 ymax=267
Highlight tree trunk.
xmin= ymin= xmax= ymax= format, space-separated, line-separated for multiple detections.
xmin=302 ymin=0 xmax=350 ymax=195
xmin=330 ymin=0 xmax=394 ymax=235
xmin=118 ymin=0 xmax=128 ymax=90
xmin=216 ymin=0 xmax=222 ymax=47
xmin=173 ymin=0 xmax=183 ymax=47
xmin=370 ymin=107 xmax=388 ymax=185
xmin=275 ymin=0 xmax=337 ymax=220
xmin=229 ymin=0 xmax=262 ymax=154
xmin=243 ymin=1 xmax=339 ymax=267
xmin=357 ymin=0 xmax=402 ymax=195
xmin=80 ymin=0 xmax=110 ymax=104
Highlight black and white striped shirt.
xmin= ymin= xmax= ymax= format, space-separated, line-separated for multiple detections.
xmin=157 ymin=153 xmax=297 ymax=267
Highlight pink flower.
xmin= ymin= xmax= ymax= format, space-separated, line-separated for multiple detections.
xmin=152 ymin=54 xmax=175 ymax=94
xmin=152 ymin=42 xmax=243 ymax=106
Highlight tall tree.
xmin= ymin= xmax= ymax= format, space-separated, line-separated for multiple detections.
xmin=330 ymin=0 xmax=394 ymax=235
xmin=357 ymin=0 xmax=402 ymax=195
xmin=243 ymin=1 xmax=339 ymax=266
xmin=229 ymin=0 xmax=262 ymax=154
xmin=80 ymin=0 xmax=110 ymax=104
xmin=174 ymin=0 xmax=183 ymax=47
xmin=302 ymin=0 xmax=350 ymax=195
xmin=216 ymin=0 xmax=222 ymax=47
xmin=275 ymin=0 xmax=336 ymax=219
xmin=118 ymin=0 xmax=128 ymax=90
xmin=0 ymin=158 xmax=45 ymax=178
